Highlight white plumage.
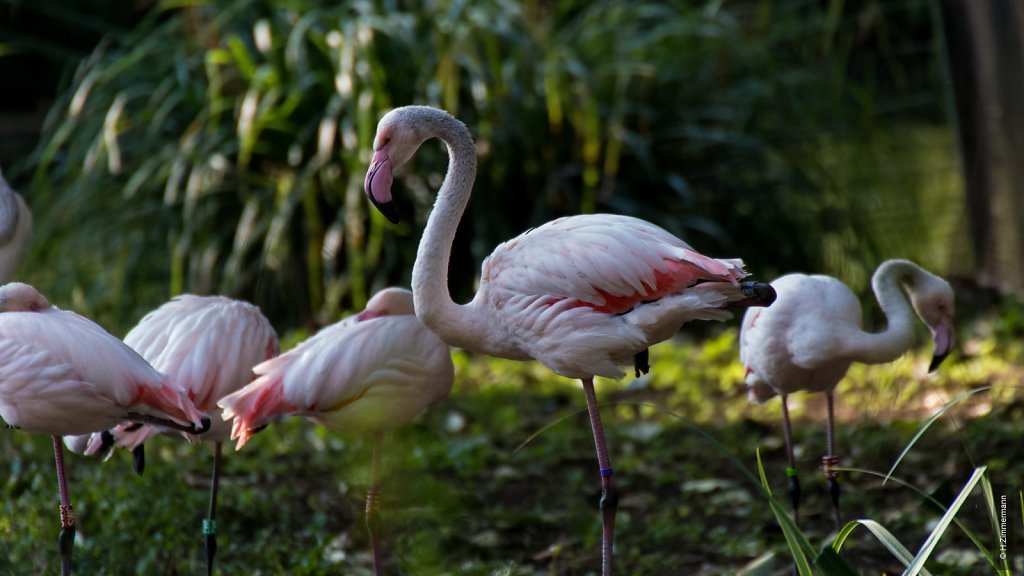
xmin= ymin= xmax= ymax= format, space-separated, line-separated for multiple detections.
xmin=0 ymin=283 xmax=202 ymax=435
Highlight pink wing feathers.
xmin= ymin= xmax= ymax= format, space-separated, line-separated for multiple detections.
xmin=120 ymin=295 xmax=278 ymax=444
xmin=220 ymin=313 xmax=453 ymax=449
xmin=0 ymin=307 xmax=202 ymax=435
xmin=482 ymin=214 xmax=746 ymax=314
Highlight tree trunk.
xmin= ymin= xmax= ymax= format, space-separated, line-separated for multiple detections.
xmin=939 ymin=0 xmax=1024 ymax=296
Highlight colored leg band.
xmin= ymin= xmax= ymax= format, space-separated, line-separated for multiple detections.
xmin=785 ymin=467 xmax=798 ymax=477
xmin=202 ymin=518 xmax=217 ymax=536
xmin=600 ymin=467 xmax=613 ymax=478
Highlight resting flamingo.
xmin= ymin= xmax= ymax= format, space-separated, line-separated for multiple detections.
xmin=218 ymin=287 xmax=454 ymax=576
xmin=0 ymin=282 xmax=206 ymax=576
xmin=0 ymin=168 xmax=32 ymax=282
xmin=363 ymin=105 xmax=776 ymax=575
xmin=72 ymin=295 xmax=278 ymax=575
xmin=739 ymin=259 xmax=955 ymax=526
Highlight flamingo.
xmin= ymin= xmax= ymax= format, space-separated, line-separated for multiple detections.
xmin=72 ymin=295 xmax=278 ymax=575
xmin=362 ymin=105 xmax=776 ymax=575
xmin=218 ymin=287 xmax=454 ymax=576
xmin=0 ymin=168 xmax=32 ymax=282
xmin=739 ymin=259 xmax=956 ymax=526
xmin=0 ymin=282 xmax=206 ymax=576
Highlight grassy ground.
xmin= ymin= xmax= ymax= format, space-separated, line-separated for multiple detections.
xmin=2 ymin=326 xmax=1023 ymax=575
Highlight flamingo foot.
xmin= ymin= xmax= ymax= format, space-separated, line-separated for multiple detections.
xmin=822 ymin=455 xmax=840 ymax=529
xmin=365 ymin=487 xmax=383 ymax=576
xmin=786 ymin=467 xmax=801 ymax=525
xmin=633 ymin=349 xmax=649 ymax=377
xmin=202 ymin=519 xmax=217 ymax=576
xmin=599 ymin=479 xmax=618 ymax=576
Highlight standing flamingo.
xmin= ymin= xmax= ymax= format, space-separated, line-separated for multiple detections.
xmin=739 ymin=259 xmax=955 ymax=526
xmin=106 ymin=295 xmax=277 ymax=575
xmin=218 ymin=287 xmax=454 ymax=576
xmin=0 ymin=168 xmax=32 ymax=282
xmin=0 ymin=282 xmax=206 ymax=576
xmin=363 ymin=105 xmax=776 ymax=575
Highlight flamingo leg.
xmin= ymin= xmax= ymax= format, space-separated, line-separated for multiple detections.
xmin=52 ymin=436 xmax=75 ymax=576
xmin=203 ymin=441 xmax=222 ymax=576
xmin=581 ymin=378 xmax=616 ymax=576
xmin=779 ymin=394 xmax=801 ymax=525
xmin=823 ymin=392 xmax=840 ymax=529
xmin=365 ymin=432 xmax=384 ymax=576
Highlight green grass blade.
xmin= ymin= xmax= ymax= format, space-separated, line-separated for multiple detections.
xmin=904 ymin=466 xmax=988 ymax=576
xmin=980 ymin=473 xmax=1012 ymax=575
xmin=883 ymin=386 xmax=990 ymax=485
xmin=756 ymin=448 xmax=815 ymax=575
xmin=842 ymin=466 xmax=997 ymax=570
xmin=833 ymin=519 xmax=928 ymax=574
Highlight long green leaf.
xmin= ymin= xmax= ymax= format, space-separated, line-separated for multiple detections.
xmin=905 ymin=466 xmax=988 ymax=576
xmin=884 ymin=386 xmax=990 ymax=484
xmin=833 ymin=519 xmax=928 ymax=575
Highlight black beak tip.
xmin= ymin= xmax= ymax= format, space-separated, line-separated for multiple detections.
xmin=928 ymin=352 xmax=949 ymax=373
xmin=741 ymin=281 xmax=777 ymax=307
xmin=195 ymin=417 xmax=212 ymax=434
xmin=370 ymin=196 xmax=400 ymax=224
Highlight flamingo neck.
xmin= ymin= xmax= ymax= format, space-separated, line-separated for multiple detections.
xmin=410 ymin=112 xmax=492 ymax=351
xmin=846 ymin=260 xmax=920 ymax=364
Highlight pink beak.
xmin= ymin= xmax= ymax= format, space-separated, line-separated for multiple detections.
xmin=928 ymin=315 xmax=955 ymax=372
xmin=364 ymin=146 xmax=398 ymax=223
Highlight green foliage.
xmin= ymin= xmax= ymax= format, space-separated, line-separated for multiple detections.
xmin=11 ymin=0 xmax=960 ymax=334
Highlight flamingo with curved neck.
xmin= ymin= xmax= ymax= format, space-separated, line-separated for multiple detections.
xmin=740 ymin=259 xmax=956 ymax=526
xmin=365 ymin=105 xmax=776 ymax=574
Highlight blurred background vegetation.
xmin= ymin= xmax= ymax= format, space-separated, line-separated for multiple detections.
xmin=0 ymin=0 xmax=984 ymax=333
xmin=3 ymin=0 xmax=1024 ymax=574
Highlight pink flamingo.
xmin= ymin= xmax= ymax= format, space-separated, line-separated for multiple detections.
xmin=96 ymin=295 xmax=278 ymax=575
xmin=0 ymin=282 xmax=205 ymax=576
xmin=0 ymin=168 xmax=32 ymax=282
xmin=739 ymin=259 xmax=955 ymax=526
xmin=363 ymin=105 xmax=776 ymax=575
xmin=218 ymin=287 xmax=454 ymax=576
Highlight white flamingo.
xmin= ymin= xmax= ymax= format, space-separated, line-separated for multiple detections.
xmin=0 ymin=168 xmax=32 ymax=282
xmin=363 ymin=105 xmax=776 ymax=575
xmin=0 ymin=282 xmax=205 ymax=576
xmin=739 ymin=259 xmax=955 ymax=526
xmin=72 ymin=295 xmax=278 ymax=575
xmin=218 ymin=287 xmax=454 ymax=576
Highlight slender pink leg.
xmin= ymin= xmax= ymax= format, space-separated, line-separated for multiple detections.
xmin=581 ymin=378 xmax=616 ymax=576
xmin=52 ymin=436 xmax=75 ymax=576
xmin=203 ymin=442 xmax=222 ymax=576
xmin=365 ymin=433 xmax=383 ymax=576
xmin=780 ymin=395 xmax=801 ymax=524
xmin=823 ymin=392 xmax=840 ymax=528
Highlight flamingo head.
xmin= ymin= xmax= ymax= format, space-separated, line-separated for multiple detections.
xmin=0 ymin=282 xmax=50 ymax=313
xmin=907 ymin=272 xmax=956 ymax=372
xmin=364 ymin=107 xmax=436 ymax=224
xmin=356 ymin=287 xmax=416 ymax=321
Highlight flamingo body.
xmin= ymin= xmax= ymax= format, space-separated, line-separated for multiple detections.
xmin=0 ymin=283 xmax=202 ymax=435
xmin=477 ymin=214 xmax=748 ymax=379
xmin=740 ymin=260 xmax=956 ymax=402
xmin=121 ymin=294 xmax=279 ymax=444
xmin=219 ymin=287 xmax=454 ymax=448
xmin=741 ymin=274 xmax=862 ymax=401
xmin=738 ymin=259 xmax=956 ymax=525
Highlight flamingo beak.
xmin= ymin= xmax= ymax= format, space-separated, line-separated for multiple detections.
xmin=928 ymin=314 xmax=955 ymax=372
xmin=364 ymin=146 xmax=399 ymax=224
xmin=356 ymin=309 xmax=382 ymax=322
